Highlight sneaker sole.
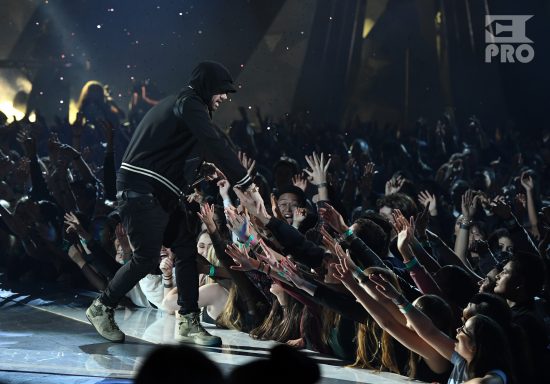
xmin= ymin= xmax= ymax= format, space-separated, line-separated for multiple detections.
xmin=85 ymin=311 xmax=125 ymax=343
xmin=175 ymin=335 xmax=222 ymax=347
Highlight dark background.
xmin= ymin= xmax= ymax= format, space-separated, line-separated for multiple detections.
xmin=1 ymin=0 xmax=549 ymax=136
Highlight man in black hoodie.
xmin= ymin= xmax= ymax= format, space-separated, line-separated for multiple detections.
xmin=86 ymin=61 xmax=262 ymax=346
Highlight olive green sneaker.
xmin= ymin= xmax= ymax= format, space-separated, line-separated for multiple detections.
xmin=176 ymin=312 xmax=222 ymax=346
xmin=85 ymin=298 xmax=125 ymax=343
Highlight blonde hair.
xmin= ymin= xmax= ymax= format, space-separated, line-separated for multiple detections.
xmin=350 ymin=267 xmax=402 ymax=374
xmin=77 ymin=80 xmax=106 ymax=110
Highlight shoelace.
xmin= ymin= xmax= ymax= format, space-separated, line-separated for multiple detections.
xmin=104 ymin=307 xmax=119 ymax=332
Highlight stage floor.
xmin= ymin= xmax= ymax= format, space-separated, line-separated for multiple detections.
xmin=0 ymin=276 xmax=420 ymax=384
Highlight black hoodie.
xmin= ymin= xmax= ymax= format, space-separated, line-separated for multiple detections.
xmin=117 ymin=61 xmax=251 ymax=208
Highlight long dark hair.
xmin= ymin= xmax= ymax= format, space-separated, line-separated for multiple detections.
xmin=407 ymin=295 xmax=453 ymax=378
xmin=249 ymin=293 xmax=302 ymax=342
xmin=467 ymin=314 xmax=515 ymax=383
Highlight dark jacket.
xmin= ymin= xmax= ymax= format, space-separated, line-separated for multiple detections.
xmin=117 ymin=61 xmax=251 ymax=207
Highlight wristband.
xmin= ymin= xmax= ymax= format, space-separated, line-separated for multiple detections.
xmin=404 ymin=258 xmax=419 ymax=270
xmin=244 ymin=233 xmax=257 ymax=247
xmin=317 ymin=182 xmax=327 ymax=188
xmin=459 ymin=223 xmax=471 ymax=230
xmin=343 ymin=228 xmax=354 ymax=239
xmin=399 ymin=302 xmax=414 ymax=314
xmin=163 ymin=275 xmax=173 ymax=280
xmin=353 ymin=266 xmax=364 ymax=278
xmin=163 ymin=283 xmax=174 ymax=288
xmin=209 ymin=265 xmax=216 ymax=277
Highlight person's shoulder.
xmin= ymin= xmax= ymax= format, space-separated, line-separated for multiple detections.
xmin=175 ymin=90 xmax=207 ymax=116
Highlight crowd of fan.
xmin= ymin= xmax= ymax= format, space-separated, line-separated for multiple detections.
xmin=1 ymin=80 xmax=550 ymax=384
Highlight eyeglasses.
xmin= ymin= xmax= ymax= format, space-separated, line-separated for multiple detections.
xmin=457 ymin=324 xmax=473 ymax=338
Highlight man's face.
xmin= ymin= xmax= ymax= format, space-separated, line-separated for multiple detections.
xmin=277 ymin=192 xmax=301 ymax=224
xmin=210 ymin=93 xmax=228 ymax=111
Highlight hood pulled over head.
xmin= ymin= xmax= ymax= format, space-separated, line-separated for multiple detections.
xmin=188 ymin=61 xmax=236 ymax=106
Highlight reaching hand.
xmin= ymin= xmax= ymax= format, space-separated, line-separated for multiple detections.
xmin=292 ymin=173 xmax=308 ymax=191
xmin=159 ymin=253 xmax=175 ymax=277
xmin=318 ymin=203 xmax=348 ymax=233
xmin=489 ymin=195 xmax=512 ymax=220
xmin=197 ymin=203 xmax=217 ymax=234
xmin=233 ymin=186 xmax=269 ymax=221
xmin=280 ymin=257 xmax=308 ymax=289
xmin=392 ymin=210 xmax=415 ymax=261
xmin=292 ymin=207 xmax=307 ymax=228
xmin=520 ymin=171 xmax=534 ymax=192
xmin=217 ymin=179 xmax=231 ymax=200
xmin=64 ymin=212 xmax=91 ymax=241
xmin=257 ymin=238 xmax=284 ymax=271
xmin=385 ymin=176 xmax=405 ymax=195
xmin=369 ymin=274 xmax=401 ymax=301
xmin=461 ymin=190 xmax=479 ymax=220
xmin=270 ymin=193 xmax=285 ymax=220
xmin=304 ymin=152 xmax=331 ymax=186
xmin=418 ymin=190 xmax=437 ymax=216
xmin=414 ymin=204 xmax=430 ymax=239
xmin=115 ymin=223 xmax=132 ymax=255
xmin=226 ymin=243 xmax=257 ymax=272
xmin=359 ymin=162 xmax=376 ymax=195
xmin=225 ymin=207 xmax=250 ymax=242
xmin=186 ymin=188 xmax=204 ymax=205
xmin=238 ymin=151 xmax=256 ymax=176
xmin=332 ymin=253 xmax=356 ymax=287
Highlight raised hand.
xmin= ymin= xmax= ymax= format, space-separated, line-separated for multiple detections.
xmin=159 ymin=252 xmax=175 ymax=277
xmin=490 ymin=195 xmax=512 ymax=220
xmin=292 ymin=173 xmax=308 ymax=191
xmin=217 ymin=179 xmax=231 ymax=200
xmin=292 ymin=207 xmax=307 ymax=228
xmin=257 ymin=238 xmax=284 ymax=271
xmin=392 ymin=210 xmax=415 ymax=260
xmin=520 ymin=171 xmax=534 ymax=192
xmin=238 ymin=151 xmax=256 ymax=176
xmin=279 ymin=257 xmax=308 ymax=289
xmin=318 ymin=203 xmax=348 ymax=233
xmin=418 ymin=190 xmax=437 ymax=216
xmin=225 ymin=207 xmax=250 ymax=242
xmin=233 ymin=186 xmax=269 ymax=221
xmin=369 ymin=274 xmax=401 ymax=301
xmin=332 ymin=253 xmax=356 ymax=287
xmin=359 ymin=162 xmax=376 ymax=195
xmin=197 ymin=203 xmax=217 ymax=234
xmin=270 ymin=193 xmax=285 ymax=220
xmin=226 ymin=243 xmax=257 ymax=272
xmin=461 ymin=189 xmax=479 ymax=221
xmin=186 ymin=188 xmax=204 ymax=205
xmin=115 ymin=223 xmax=132 ymax=255
xmin=385 ymin=176 xmax=405 ymax=195
xmin=64 ymin=211 xmax=91 ymax=241
xmin=304 ymin=152 xmax=331 ymax=186
xmin=414 ymin=204 xmax=430 ymax=239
